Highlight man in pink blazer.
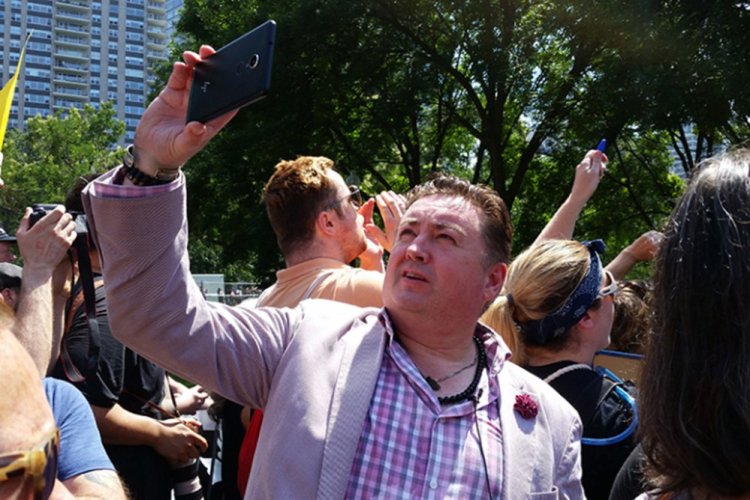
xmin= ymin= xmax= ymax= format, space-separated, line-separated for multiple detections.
xmin=82 ymin=45 xmax=584 ymax=499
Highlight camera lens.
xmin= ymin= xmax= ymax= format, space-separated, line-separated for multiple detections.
xmin=247 ymin=54 xmax=260 ymax=69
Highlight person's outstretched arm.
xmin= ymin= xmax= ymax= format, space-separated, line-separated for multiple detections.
xmin=605 ymin=230 xmax=664 ymax=280
xmin=14 ymin=207 xmax=76 ymax=375
xmin=82 ymin=46 xmax=297 ymax=409
xmin=535 ymin=150 xmax=608 ymax=243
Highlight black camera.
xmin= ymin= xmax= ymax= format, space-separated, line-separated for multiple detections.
xmin=28 ymin=204 xmax=88 ymax=239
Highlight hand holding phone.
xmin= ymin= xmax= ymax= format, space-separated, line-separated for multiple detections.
xmin=186 ymin=20 xmax=276 ymax=124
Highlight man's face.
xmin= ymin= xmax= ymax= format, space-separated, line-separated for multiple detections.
xmin=383 ymin=195 xmax=505 ymax=322
xmin=0 ymin=243 xmax=15 ymax=263
xmin=0 ymin=331 xmax=58 ymax=499
xmin=327 ymin=171 xmax=367 ymax=262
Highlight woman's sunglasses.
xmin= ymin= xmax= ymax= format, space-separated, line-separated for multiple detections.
xmin=598 ymin=270 xmax=619 ymax=298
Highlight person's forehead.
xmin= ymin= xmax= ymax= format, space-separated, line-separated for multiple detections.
xmin=404 ymin=195 xmax=480 ymax=226
xmin=326 ymin=169 xmax=348 ymax=190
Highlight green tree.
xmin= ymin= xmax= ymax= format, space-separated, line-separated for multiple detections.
xmin=0 ymin=103 xmax=125 ymax=229
xmin=167 ymin=0 xmax=748 ymax=281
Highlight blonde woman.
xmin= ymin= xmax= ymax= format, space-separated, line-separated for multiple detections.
xmin=483 ymin=239 xmax=637 ymax=499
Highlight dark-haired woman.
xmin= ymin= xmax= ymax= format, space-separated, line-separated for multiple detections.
xmin=631 ymin=149 xmax=750 ymax=499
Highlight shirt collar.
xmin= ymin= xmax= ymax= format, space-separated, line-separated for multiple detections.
xmin=379 ymin=309 xmax=510 ymax=375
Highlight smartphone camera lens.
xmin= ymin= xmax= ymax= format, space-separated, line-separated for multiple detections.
xmin=247 ymin=54 xmax=260 ymax=70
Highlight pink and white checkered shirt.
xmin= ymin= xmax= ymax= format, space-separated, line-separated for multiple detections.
xmin=345 ymin=313 xmax=510 ymax=499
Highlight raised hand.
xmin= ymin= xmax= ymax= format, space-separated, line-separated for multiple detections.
xmin=365 ymin=191 xmax=406 ymax=253
xmin=623 ymin=230 xmax=664 ymax=262
xmin=357 ymin=198 xmax=385 ymax=271
xmin=570 ymin=149 xmax=609 ymax=205
xmin=16 ymin=206 xmax=76 ymax=276
xmin=132 ymin=46 xmax=238 ymax=175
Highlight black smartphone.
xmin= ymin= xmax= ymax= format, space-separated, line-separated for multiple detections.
xmin=186 ymin=20 xmax=276 ymax=124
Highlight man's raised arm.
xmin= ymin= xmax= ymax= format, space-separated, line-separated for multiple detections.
xmin=82 ymin=46 xmax=290 ymax=409
xmin=14 ymin=207 xmax=76 ymax=375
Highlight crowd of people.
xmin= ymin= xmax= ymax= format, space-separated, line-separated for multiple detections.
xmin=1 ymin=43 xmax=749 ymax=500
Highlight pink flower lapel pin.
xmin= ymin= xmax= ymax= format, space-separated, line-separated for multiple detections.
xmin=514 ymin=393 xmax=538 ymax=419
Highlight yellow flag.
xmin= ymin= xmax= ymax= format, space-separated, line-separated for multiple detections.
xmin=0 ymin=34 xmax=31 ymax=151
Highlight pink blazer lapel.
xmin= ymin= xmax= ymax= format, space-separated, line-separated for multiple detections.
xmin=317 ymin=317 xmax=385 ymax=500
xmin=497 ymin=369 xmax=553 ymax=499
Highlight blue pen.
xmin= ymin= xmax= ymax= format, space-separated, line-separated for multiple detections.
xmin=596 ymin=139 xmax=607 ymax=152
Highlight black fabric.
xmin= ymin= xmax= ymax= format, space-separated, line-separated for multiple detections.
xmin=219 ymin=400 xmax=245 ymax=500
xmin=105 ymin=444 xmax=172 ymax=499
xmin=525 ymin=361 xmax=638 ymax=500
xmin=609 ymin=444 xmax=648 ymax=500
xmin=51 ymin=279 xmax=170 ymax=498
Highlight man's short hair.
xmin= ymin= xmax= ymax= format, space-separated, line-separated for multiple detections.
xmin=406 ymin=174 xmax=512 ymax=266
xmin=0 ymin=263 xmax=22 ymax=290
xmin=65 ymin=173 xmax=99 ymax=250
xmin=261 ymin=156 xmax=342 ymax=256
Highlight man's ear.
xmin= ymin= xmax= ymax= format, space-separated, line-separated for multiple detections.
xmin=482 ymin=262 xmax=507 ymax=303
xmin=315 ymin=209 xmax=338 ymax=237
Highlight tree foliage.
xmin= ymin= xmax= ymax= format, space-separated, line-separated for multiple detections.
xmin=0 ymin=103 xmax=125 ymax=230
xmin=164 ymin=0 xmax=747 ymax=282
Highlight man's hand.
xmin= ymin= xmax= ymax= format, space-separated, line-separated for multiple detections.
xmin=357 ymin=198 xmax=385 ymax=271
xmin=132 ymin=46 xmax=238 ymax=176
xmin=15 ymin=206 xmax=76 ymax=276
xmin=153 ymin=418 xmax=208 ymax=466
xmin=365 ymin=191 xmax=406 ymax=253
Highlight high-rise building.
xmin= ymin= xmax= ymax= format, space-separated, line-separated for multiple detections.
xmin=165 ymin=0 xmax=181 ymax=38
xmin=0 ymin=0 xmax=169 ymax=144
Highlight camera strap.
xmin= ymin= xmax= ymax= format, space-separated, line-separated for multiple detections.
xmin=59 ymin=237 xmax=103 ymax=383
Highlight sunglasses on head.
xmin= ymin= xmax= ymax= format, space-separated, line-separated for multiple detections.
xmin=327 ymin=185 xmax=363 ymax=210
xmin=0 ymin=428 xmax=59 ymax=500
xmin=598 ymin=270 xmax=619 ymax=298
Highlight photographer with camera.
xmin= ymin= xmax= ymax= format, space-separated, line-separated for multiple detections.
xmin=48 ymin=174 xmax=207 ymax=500
xmin=13 ymin=205 xmax=77 ymax=376
xmin=2 ymin=205 xmax=127 ymax=498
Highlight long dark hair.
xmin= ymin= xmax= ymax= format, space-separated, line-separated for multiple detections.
xmin=640 ymin=149 xmax=750 ymax=495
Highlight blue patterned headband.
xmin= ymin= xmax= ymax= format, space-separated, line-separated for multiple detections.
xmin=519 ymin=239 xmax=606 ymax=345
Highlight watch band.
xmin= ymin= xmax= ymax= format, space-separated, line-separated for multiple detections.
xmin=123 ymin=145 xmax=180 ymax=186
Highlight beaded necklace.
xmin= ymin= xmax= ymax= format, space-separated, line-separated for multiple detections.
xmin=434 ymin=336 xmax=486 ymax=405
